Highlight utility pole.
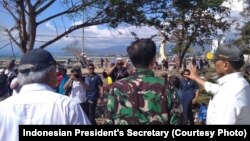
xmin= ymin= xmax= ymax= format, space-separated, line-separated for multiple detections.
xmin=82 ymin=2 xmax=85 ymax=54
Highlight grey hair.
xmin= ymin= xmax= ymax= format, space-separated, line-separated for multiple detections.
xmin=17 ymin=65 xmax=56 ymax=87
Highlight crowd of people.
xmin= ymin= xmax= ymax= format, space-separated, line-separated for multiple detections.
xmin=0 ymin=38 xmax=250 ymax=140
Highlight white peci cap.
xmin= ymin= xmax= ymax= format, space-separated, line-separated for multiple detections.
xmin=116 ymin=57 xmax=123 ymax=62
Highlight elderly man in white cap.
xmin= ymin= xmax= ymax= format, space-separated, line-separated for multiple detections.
xmin=0 ymin=49 xmax=90 ymax=141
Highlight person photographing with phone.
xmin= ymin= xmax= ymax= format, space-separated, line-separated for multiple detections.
xmin=64 ymin=66 xmax=89 ymax=112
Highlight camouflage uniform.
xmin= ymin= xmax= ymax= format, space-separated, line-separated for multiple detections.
xmin=105 ymin=68 xmax=176 ymax=125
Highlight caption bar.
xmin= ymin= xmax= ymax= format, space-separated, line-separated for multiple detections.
xmin=19 ymin=125 xmax=249 ymax=140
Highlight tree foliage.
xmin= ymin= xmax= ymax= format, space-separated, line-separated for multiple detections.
xmin=171 ymin=44 xmax=192 ymax=55
xmin=145 ymin=0 xmax=230 ymax=68
xmin=242 ymin=0 xmax=250 ymax=16
xmin=0 ymin=0 xmax=148 ymax=53
xmin=234 ymin=0 xmax=250 ymax=53
xmin=0 ymin=0 xmax=231 ymax=60
xmin=234 ymin=22 xmax=250 ymax=53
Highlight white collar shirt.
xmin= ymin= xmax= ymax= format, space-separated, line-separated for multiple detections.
xmin=204 ymin=72 xmax=250 ymax=124
xmin=0 ymin=83 xmax=90 ymax=141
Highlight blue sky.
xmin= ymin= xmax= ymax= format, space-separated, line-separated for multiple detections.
xmin=0 ymin=0 xmax=159 ymax=57
xmin=0 ymin=0 xmax=245 ymax=57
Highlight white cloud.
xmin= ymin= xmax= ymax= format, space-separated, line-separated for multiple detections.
xmin=223 ymin=0 xmax=244 ymax=11
xmin=22 ymin=21 xmax=160 ymax=56
xmin=1 ymin=0 xmax=249 ymax=56
xmin=52 ymin=23 xmax=159 ymax=49
xmin=73 ymin=21 xmax=83 ymax=26
xmin=45 ymin=22 xmax=56 ymax=31
xmin=221 ymin=0 xmax=244 ymax=21
xmin=39 ymin=0 xmax=246 ymax=51
xmin=219 ymin=0 xmax=246 ymax=42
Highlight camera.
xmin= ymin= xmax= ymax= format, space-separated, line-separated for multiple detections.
xmin=161 ymin=73 xmax=168 ymax=78
xmin=117 ymin=62 xmax=124 ymax=66
xmin=74 ymin=74 xmax=81 ymax=78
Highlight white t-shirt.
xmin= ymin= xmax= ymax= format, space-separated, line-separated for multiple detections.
xmin=0 ymin=83 xmax=90 ymax=141
xmin=4 ymin=69 xmax=16 ymax=77
xmin=4 ymin=69 xmax=10 ymax=75
xmin=204 ymin=72 xmax=250 ymax=124
xmin=70 ymin=78 xmax=89 ymax=103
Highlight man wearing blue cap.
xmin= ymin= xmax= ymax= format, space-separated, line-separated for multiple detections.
xmin=185 ymin=45 xmax=250 ymax=124
xmin=0 ymin=49 xmax=90 ymax=141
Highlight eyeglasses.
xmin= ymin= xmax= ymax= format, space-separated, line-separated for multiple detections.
xmin=88 ymin=68 xmax=94 ymax=70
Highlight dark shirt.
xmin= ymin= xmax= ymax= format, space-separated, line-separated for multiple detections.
xmin=0 ymin=74 xmax=8 ymax=96
xmin=86 ymin=73 xmax=103 ymax=100
xmin=180 ymin=79 xmax=199 ymax=101
xmin=192 ymin=58 xmax=196 ymax=66
xmin=111 ymin=67 xmax=129 ymax=82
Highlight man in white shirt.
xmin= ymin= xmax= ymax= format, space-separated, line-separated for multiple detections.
xmin=0 ymin=49 xmax=90 ymax=141
xmin=185 ymin=45 xmax=250 ymax=124
xmin=64 ymin=66 xmax=89 ymax=112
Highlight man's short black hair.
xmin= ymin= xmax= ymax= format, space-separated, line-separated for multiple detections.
xmin=61 ymin=68 xmax=67 ymax=73
xmin=88 ymin=63 xmax=94 ymax=68
xmin=181 ymin=69 xmax=190 ymax=76
xmin=127 ymin=38 xmax=156 ymax=68
xmin=71 ymin=66 xmax=81 ymax=73
xmin=169 ymin=75 xmax=181 ymax=89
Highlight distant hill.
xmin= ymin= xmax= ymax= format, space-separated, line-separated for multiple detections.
xmin=85 ymin=46 xmax=128 ymax=56
xmin=84 ymin=45 xmax=165 ymax=56
xmin=0 ymin=35 xmax=235 ymax=58
xmin=0 ymin=44 xmax=208 ymax=59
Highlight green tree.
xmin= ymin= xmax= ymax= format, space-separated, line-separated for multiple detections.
xmin=146 ymin=0 xmax=230 ymax=68
xmin=233 ymin=0 xmax=250 ymax=53
xmin=171 ymin=44 xmax=192 ymax=55
xmin=234 ymin=22 xmax=250 ymax=53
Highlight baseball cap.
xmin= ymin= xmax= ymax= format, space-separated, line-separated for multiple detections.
xmin=19 ymin=49 xmax=56 ymax=72
xmin=214 ymin=45 xmax=243 ymax=62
